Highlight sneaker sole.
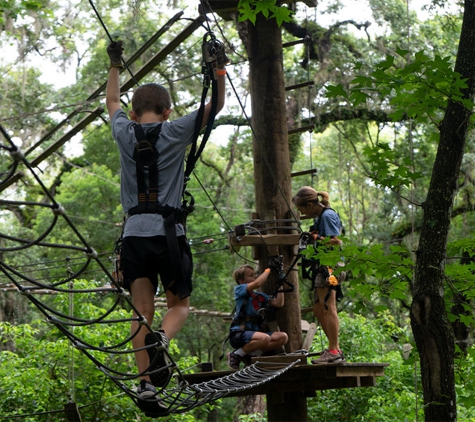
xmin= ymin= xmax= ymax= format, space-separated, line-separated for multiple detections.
xmin=145 ymin=332 xmax=173 ymax=388
xmin=138 ymin=390 xmax=156 ymax=399
xmin=311 ymin=357 xmax=343 ymax=365
xmin=136 ymin=397 xmax=169 ymax=417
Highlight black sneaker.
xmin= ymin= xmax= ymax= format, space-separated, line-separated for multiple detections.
xmin=136 ymin=380 xmax=169 ymax=417
xmin=227 ymin=351 xmax=244 ymax=370
xmin=137 ymin=379 xmax=158 ymax=399
xmin=242 ymin=354 xmax=253 ymax=366
xmin=144 ymin=331 xmax=173 ymax=388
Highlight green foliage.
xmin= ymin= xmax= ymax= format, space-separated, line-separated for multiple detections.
xmin=0 ymin=319 xmax=137 ymax=421
xmin=238 ymin=413 xmax=267 ymax=422
xmin=328 ymin=49 xmax=472 ymax=126
xmin=361 ymin=142 xmax=422 ymax=190
xmin=0 ymin=280 xmax=217 ymax=421
xmin=301 ymin=238 xmax=414 ymax=313
xmin=32 ymin=163 xmax=122 ymax=264
xmin=237 ymin=0 xmax=293 ymax=25
xmin=1 ymin=1 xmax=475 ymax=420
xmin=0 ymin=0 xmax=53 ymax=27
xmin=308 ymin=312 xmax=423 ymax=421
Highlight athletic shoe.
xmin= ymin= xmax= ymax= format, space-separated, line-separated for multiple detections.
xmin=144 ymin=331 xmax=173 ymax=388
xmin=311 ymin=349 xmax=344 ymax=364
xmin=227 ymin=351 xmax=245 ymax=370
xmin=137 ymin=379 xmax=158 ymax=399
xmin=242 ymin=354 xmax=253 ymax=366
xmin=136 ymin=380 xmax=169 ymax=417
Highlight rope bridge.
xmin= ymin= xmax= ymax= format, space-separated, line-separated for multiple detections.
xmin=0 ymin=125 xmax=294 ymax=418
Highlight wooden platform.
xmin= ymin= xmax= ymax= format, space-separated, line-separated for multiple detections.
xmin=182 ymin=354 xmax=389 ymax=397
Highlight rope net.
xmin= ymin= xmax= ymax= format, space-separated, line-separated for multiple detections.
xmin=0 ymin=131 xmax=295 ymax=415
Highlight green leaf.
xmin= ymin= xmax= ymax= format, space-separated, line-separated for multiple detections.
xmin=326 ymin=83 xmax=349 ymax=99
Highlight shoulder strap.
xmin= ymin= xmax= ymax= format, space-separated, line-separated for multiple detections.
xmin=316 ymin=207 xmax=329 ymax=235
xmin=132 ymin=123 xmax=162 ymax=214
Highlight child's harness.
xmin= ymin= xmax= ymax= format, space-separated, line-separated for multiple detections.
xmin=112 ymin=32 xmax=223 ymax=296
xmin=231 ymin=291 xmax=268 ymax=331
xmin=125 ymin=123 xmax=193 ymax=298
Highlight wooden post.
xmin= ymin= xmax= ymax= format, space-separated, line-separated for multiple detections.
xmin=241 ymin=14 xmax=303 ymax=360
xmin=267 ymin=391 xmax=308 ymax=422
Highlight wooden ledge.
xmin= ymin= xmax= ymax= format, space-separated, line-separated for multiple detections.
xmin=181 ymin=356 xmax=389 ymax=397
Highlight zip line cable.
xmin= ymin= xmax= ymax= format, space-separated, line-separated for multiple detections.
xmin=224 ymin=71 xmax=301 ymax=227
xmin=88 ymin=0 xmax=140 ymax=87
xmin=191 ymin=170 xmax=257 ymax=264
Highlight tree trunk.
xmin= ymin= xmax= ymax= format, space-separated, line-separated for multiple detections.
xmin=410 ymin=2 xmax=475 ymax=421
xmin=238 ymin=14 xmax=303 ymax=353
xmin=233 ymin=395 xmax=266 ymax=422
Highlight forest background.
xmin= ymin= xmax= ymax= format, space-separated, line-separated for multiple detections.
xmin=0 ymin=0 xmax=474 ymax=421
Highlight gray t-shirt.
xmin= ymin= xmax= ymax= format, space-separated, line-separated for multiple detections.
xmin=112 ymin=108 xmax=198 ymax=238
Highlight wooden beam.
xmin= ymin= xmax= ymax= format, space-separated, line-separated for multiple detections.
xmin=1 ymin=16 xmax=203 ymax=192
xmin=301 ymin=322 xmax=317 ymax=351
xmin=87 ymin=12 xmax=185 ymax=101
xmin=23 ymin=14 xmax=185 ymax=160
xmin=120 ymin=16 xmax=205 ymax=92
xmin=285 ymin=81 xmax=315 ymax=91
xmin=64 ymin=402 xmax=82 ymax=421
xmin=283 ymin=38 xmax=309 ymax=48
xmin=30 ymin=107 xmax=104 ymax=168
xmin=229 ymin=233 xmax=301 ymax=247
xmin=291 ymin=168 xmax=317 ymax=178
xmin=0 ymin=108 xmax=104 ymax=193
xmin=288 ymin=124 xmax=315 ymax=135
xmin=0 ymin=171 xmax=24 ymax=191
xmin=199 ymin=0 xmax=238 ymax=21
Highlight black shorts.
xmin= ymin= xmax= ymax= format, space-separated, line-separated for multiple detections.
xmin=120 ymin=235 xmax=193 ymax=297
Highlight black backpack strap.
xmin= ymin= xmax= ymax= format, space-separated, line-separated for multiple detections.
xmin=132 ymin=123 xmax=162 ymax=214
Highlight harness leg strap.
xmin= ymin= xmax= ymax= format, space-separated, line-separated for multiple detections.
xmin=164 ymin=213 xmax=190 ymax=300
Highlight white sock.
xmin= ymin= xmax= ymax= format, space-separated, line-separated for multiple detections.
xmin=249 ymin=349 xmax=262 ymax=357
xmin=234 ymin=348 xmax=245 ymax=357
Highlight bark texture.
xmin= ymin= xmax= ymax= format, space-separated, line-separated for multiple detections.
xmin=410 ymin=2 xmax=475 ymax=421
xmin=239 ymin=15 xmax=303 ymax=353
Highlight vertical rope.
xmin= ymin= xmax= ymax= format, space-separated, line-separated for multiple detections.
xmin=66 ymin=257 xmax=76 ymax=404
xmin=88 ymin=0 xmax=140 ymax=87
xmin=406 ymin=1 xmax=418 ymax=420
xmin=306 ymin=6 xmax=313 ymax=187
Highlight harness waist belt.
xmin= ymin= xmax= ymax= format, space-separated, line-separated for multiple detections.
xmin=126 ymin=204 xmax=190 ymax=300
xmin=127 ymin=204 xmax=183 ymax=221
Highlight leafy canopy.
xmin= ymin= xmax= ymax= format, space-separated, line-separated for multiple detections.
xmin=238 ymin=0 xmax=293 ymax=25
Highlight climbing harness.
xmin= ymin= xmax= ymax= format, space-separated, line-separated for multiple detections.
xmin=299 ymin=207 xmax=346 ymax=309
xmin=112 ymin=31 xmax=227 ymax=297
